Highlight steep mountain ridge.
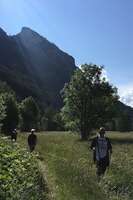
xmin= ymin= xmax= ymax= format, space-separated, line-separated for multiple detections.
xmin=0 ymin=27 xmax=76 ymax=108
xmin=0 ymin=26 xmax=133 ymax=128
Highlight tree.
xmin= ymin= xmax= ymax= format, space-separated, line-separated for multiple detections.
xmin=0 ymin=94 xmax=6 ymax=131
xmin=61 ymin=64 xmax=118 ymax=140
xmin=19 ymin=97 xmax=40 ymax=131
xmin=0 ymin=81 xmax=15 ymax=95
xmin=40 ymin=107 xmax=64 ymax=131
xmin=53 ymin=112 xmax=65 ymax=131
xmin=2 ymin=93 xmax=19 ymax=134
xmin=0 ymin=81 xmax=18 ymax=134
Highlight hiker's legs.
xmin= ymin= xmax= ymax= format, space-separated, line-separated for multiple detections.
xmin=96 ymin=160 xmax=107 ymax=180
xmin=29 ymin=144 xmax=35 ymax=152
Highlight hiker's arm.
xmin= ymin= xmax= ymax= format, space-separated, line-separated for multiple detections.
xmin=90 ymin=139 xmax=96 ymax=150
xmin=108 ymin=139 xmax=112 ymax=154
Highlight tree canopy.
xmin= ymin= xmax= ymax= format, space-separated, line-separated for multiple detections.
xmin=0 ymin=94 xmax=6 ymax=130
xmin=2 ymin=93 xmax=19 ymax=134
xmin=61 ymin=64 xmax=118 ymax=140
xmin=19 ymin=97 xmax=40 ymax=131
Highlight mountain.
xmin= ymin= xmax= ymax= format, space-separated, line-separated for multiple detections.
xmin=1 ymin=26 xmax=133 ymax=130
xmin=0 ymin=27 xmax=76 ymax=108
xmin=106 ymin=101 xmax=133 ymax=131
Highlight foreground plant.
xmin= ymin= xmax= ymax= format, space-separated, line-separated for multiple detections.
xmin=0 ymin=138 xmax=46 ymax=200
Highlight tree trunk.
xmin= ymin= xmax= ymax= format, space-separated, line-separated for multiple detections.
xmin=80 ymin=128 xmax=88 ymax=140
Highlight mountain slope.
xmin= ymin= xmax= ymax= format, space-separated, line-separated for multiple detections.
xmin=0 ymin=27 xmax=76 ymax=108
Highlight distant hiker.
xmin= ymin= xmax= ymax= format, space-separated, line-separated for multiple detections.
xmin=90 ymin=127 xmax=112 ymax=179
xmin=11 ymin=129 xmax=18 ymax=142
xmin=28 ymin=129 xmax=37 ymax=152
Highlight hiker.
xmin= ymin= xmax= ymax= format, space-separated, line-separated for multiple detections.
xmin=11 ymin=129 xmax=18 ymax=142
xmin=28 ymin=129 xmax=37 ymax=152
xmin=90 ymin=127 xmax=112 ymax=179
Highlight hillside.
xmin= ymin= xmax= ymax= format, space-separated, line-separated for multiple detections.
xmin=114 ymin=101 xmax=133 ymax=130
xmin=0 ymin=27 xmax=76 ymax=108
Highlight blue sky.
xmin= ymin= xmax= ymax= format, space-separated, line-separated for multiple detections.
xmin=0 ymin=0 xmax=133 ymax=106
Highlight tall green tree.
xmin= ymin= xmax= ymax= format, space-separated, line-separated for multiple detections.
xmin=20 ymin=97 xmax=40 ymax=131
xmin=0 ymin=81 xmax=15 ymax=95
xmin=0 ymin=94 xmax=6 ymax=131
xmin=2 ymin=93 xmax=19 ymax=134
xmin=61 ymin=64 xmax=118 ymax=140
xmin=40 ymin=107 xmax=56 ymax=131
xmin=41 ymin=107 xmax=65 ymax=131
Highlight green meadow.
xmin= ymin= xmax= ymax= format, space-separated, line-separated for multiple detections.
xmin=18 ymin=131 xmax=133 ymax=200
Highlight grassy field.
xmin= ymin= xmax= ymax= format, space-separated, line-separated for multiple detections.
xmin=19 ymin=131 xmax=133 ymax=200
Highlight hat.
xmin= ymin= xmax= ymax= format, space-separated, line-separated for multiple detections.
xmin=31 ymin=129 xmax=35 ymax=132
xmin=99 ymin=127 xmax=105 ymax=134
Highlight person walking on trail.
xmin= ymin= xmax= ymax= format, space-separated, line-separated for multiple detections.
xmin=90 ymin=127 xmax=112 ymax=179
xmin=11 ymin=129 xmax=18 ymax=142
xmin=28 ymin=129 xmax=37 ymax=152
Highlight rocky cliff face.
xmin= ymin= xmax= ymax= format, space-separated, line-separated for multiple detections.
xmin=0 ymin=27 xmax=76 ymax=108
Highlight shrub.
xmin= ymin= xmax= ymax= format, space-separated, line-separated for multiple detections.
xmin=0 ymin=138 xmax=46 ymax=200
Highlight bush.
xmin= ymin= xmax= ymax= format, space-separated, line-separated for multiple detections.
xmin=0 ymin=138 xmax=46 ymax=200
xmin=19 ymin=97 xmax=40 ymax=131
xmin=2 ymin=93 xmax=19 ymax=134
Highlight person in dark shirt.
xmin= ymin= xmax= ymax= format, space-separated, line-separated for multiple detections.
xmin=28 ymin=129 xmax=37 ymax=152
xmin=11 ymin=129 xmax=18 ymax=142
xmin=90 ymin=127 xmax=112 ymax=179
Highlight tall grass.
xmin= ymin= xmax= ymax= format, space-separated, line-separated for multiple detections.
xmin=19 ymin=131 xmax=133 ymax=200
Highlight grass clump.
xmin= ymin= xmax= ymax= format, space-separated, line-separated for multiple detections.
xmin=0 ymin=137 xmax=46 ymax=200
